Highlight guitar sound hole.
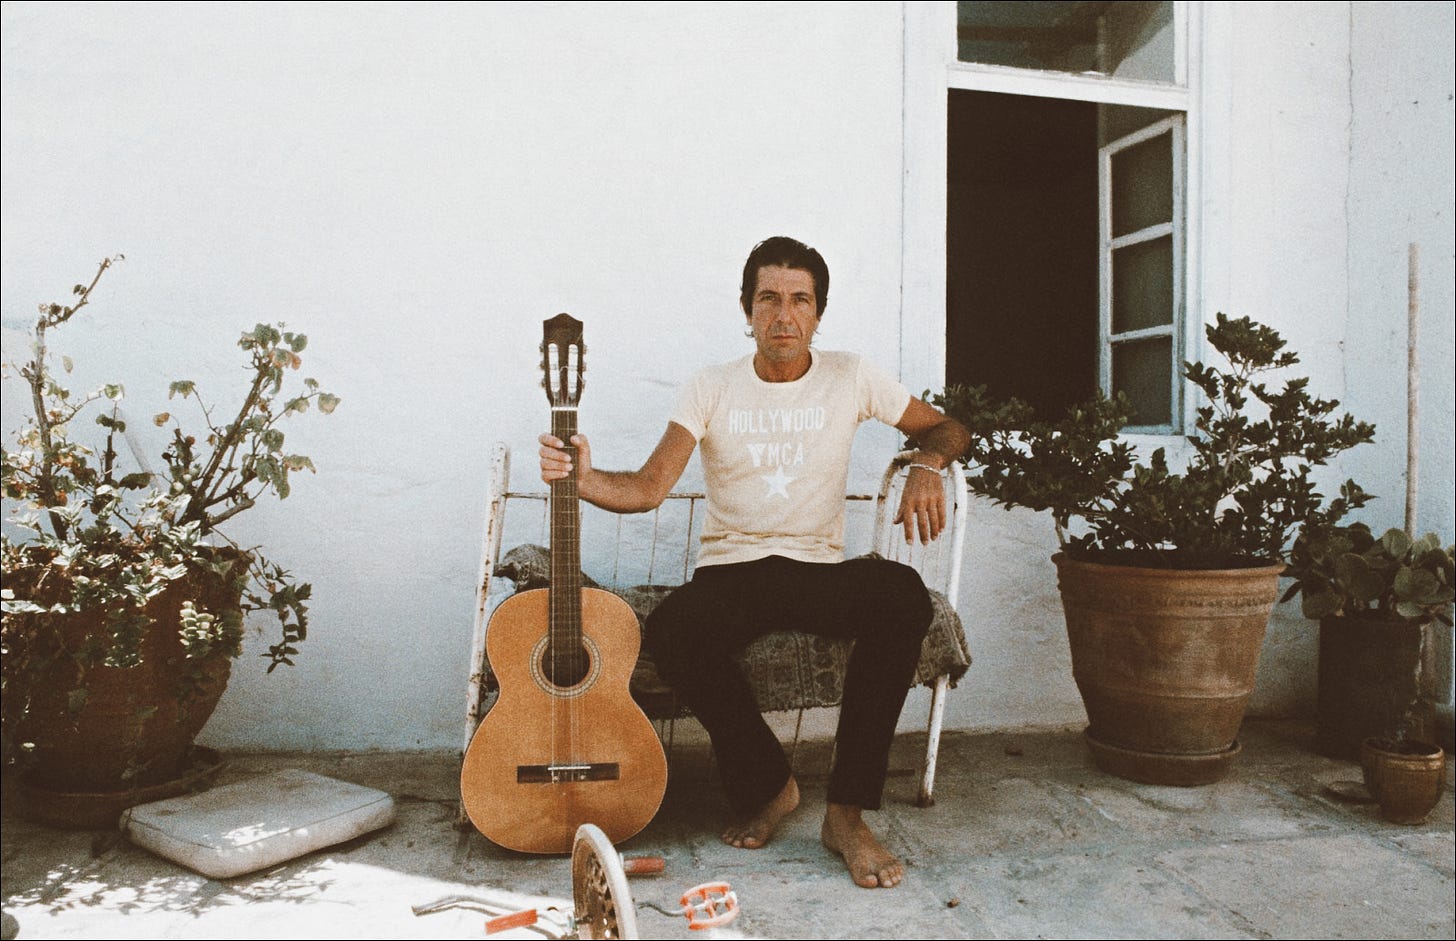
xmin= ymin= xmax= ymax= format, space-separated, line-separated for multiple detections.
xmin=543 ymin=644 xmax=591 ymax=688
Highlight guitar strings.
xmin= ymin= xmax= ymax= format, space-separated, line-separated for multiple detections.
xmin=549 ymin=343 xmax=564 ymax=777
xmin=567 ymin=342 xmax=582 ymax=774
xmin=549 ymin=350 xmax=583 ymax=778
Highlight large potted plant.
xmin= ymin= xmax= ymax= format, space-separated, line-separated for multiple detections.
xmin=1283 ymin=522 xmax=1453 ymax=760
xmin=934 ymin=314 xmax=1375 ymax=785
xmin=1 ymin=258 xmax=339 ymax=824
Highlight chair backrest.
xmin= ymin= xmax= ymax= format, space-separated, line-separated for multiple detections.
xmin=869 ymin=452 xmax=969 ymax=608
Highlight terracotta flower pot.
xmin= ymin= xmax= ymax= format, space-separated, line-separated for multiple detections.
xmin=3 ymin=555 xmax=244 ymax=811
xmin=1360 ymin=737 xmax=1447 ymax=825
xmin=1054 ymin=553 xmax=1282 ymax=786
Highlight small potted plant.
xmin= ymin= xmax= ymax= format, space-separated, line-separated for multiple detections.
xmin=1 ymin=258 xmax=339 ymax=825
xmin=1283 ymin=521 xmax=1452 ymax=772
xmin=932 ymin=314 xmax=1375 ymax=785
xmin=1358 ymin=728 xmax=1447 ymax=826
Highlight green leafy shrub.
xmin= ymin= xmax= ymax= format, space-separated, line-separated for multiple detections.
xmin=929 ymin=314 xmax=1375 ymax=568
xmin=1284 ymin=524 xmax=1454 ymax=625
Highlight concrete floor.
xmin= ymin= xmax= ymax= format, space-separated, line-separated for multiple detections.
xmin=2 ymin=719 xmax=1452 ymax=940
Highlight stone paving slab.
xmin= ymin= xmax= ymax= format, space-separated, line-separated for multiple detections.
xmin=4 ymin=721 xmax=1453 ymax=940
xmin=925 ymin=847 xmax=1257 ymax=940
xmin=1158 ymin=833 xmax=1455 ymax=940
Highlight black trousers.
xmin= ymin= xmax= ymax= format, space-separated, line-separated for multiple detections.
xmin=644 ymin=554 xmax=932 ymax=814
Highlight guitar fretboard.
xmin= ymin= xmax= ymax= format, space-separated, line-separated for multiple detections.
xmin=548 ymin=406 xmax=585 ymax=683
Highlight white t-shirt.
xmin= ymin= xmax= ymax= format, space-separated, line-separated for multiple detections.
xmin=669 ymin=349 xmax=911 ymax=567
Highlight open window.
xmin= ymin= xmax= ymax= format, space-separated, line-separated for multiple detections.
xmin=938 ymin=1 xmax=1195 ymax=432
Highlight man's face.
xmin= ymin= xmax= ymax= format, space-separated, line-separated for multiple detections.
xmin=744 ymin=265 xmax=820 ymax=368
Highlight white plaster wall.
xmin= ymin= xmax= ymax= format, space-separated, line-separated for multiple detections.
xmin=1346 ymin=0 xmax=1456 ymax=715
xmin=1345 ymin=2 xmax=1456 ymax=541
xmin=1 ymin=2 xmax=907 ymax=750
xmin=4 ymin=3 xmax=1451 ymax=751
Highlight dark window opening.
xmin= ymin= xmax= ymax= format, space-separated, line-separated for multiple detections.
xmin=946 ymin=89 xmax=1098 ymax=420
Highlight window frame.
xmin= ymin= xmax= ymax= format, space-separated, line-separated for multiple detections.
xmin=1100 ymin=113 xmax=1187 ymax=434
xmin=902 ymin=1 xmax=1208 ymax=437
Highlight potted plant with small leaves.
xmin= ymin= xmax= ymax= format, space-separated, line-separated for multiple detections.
xmin=932 ymin=314 xmax=1375 ymax=785
xmin=1 ymin=258 xmax=339 ymax=825
xmin=1284 ymin=520 xmax=1452 ymax=779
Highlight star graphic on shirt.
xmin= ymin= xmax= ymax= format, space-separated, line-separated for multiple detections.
xmin=761 ymin=465 xmax=795 ymax=499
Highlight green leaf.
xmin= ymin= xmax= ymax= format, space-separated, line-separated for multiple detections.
xmin=1380 ymin=528 xmax=1412 ymax=559
xmin=317 ymin=393 xmax=340 ymax=414
xmin=244 ymin=323 xmax=281 ymax=348
xmin=1331 ymin=553 xmax=1382 ymax=603
xmin=169 ymin=380 xmax=196 ymax=399
xmin=1333 ymin=551 xmax=1370 ymax=582
xmin=1349 ymin=570 xmax=1385 ymax=604
xmin=1301 ymin=589 xmax=1342 ymax=620
xmin=1396 ymin=601 xmax=1428 ymax=620
xmin=1395 ymin=567 xmax=1440 ymax=602
xmin=102 ymin=383 xmax=124 ymax=400
xmin=67 ymin=687 xmax=89 ymax=716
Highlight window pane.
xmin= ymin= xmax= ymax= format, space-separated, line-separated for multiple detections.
xmin=1112 ymin=235 xmax=1173 ymax=333
xmin=1112 ymin=336 xmax=1173 ymax=426
xmin=1111 ymin=133 xmax=1173 ymax=237
xmin=1101 ymin=104 xmax=1178 ymax=147
xmin=957 ymin=1 xmax=1176 ymax=84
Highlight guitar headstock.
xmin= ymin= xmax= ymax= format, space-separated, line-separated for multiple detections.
xmin=541 ymin=313 xmax=585 ymax=409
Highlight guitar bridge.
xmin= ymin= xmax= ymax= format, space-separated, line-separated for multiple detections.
xmin=517 ymin=762 xmax=621 ymax=784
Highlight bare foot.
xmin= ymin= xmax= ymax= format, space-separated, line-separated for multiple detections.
xmin=721 ymin=776 xmax=799 ymax=849
xmin=820 ymin=803 xmax=904 ymax=888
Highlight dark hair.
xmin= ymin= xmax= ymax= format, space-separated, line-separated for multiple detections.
xmin=739 ymin=236 xmax=829 ymax=317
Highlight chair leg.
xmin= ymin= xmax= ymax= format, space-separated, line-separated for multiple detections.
xmin=789 ymin=707 xmax=805 ymax=771
xmin=917 ymin=674 xmax=950 ymax=808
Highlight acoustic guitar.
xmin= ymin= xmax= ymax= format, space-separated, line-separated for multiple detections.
xmin=460 ymin=313 xmax=669 ymax=854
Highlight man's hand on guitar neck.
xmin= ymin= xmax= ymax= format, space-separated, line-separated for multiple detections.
xmin=538 ymin=432 xmax=593 ymax=485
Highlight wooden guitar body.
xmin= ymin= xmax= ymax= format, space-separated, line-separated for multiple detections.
xmin=460 ymin=577 xmax=668 ymax=853
xmin=461 ymin=312 xmax=668 ymax=854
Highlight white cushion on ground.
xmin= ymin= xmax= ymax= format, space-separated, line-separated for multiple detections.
xmin=120 ymin=769 xmax=396 ymax=879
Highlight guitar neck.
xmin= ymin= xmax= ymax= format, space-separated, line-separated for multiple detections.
xmin=549 ymin=406 xmax=583 ymax=655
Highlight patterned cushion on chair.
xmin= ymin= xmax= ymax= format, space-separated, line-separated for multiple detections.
xmin=492 ymin=544 xmax=970 ymax=718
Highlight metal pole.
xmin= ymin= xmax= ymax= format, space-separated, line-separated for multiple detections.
xmin=1406 ymin=242 xmax=1419 ymax=534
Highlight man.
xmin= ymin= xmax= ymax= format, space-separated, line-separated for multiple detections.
xmin=538 ymin=236 xmax=970 ymax=888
